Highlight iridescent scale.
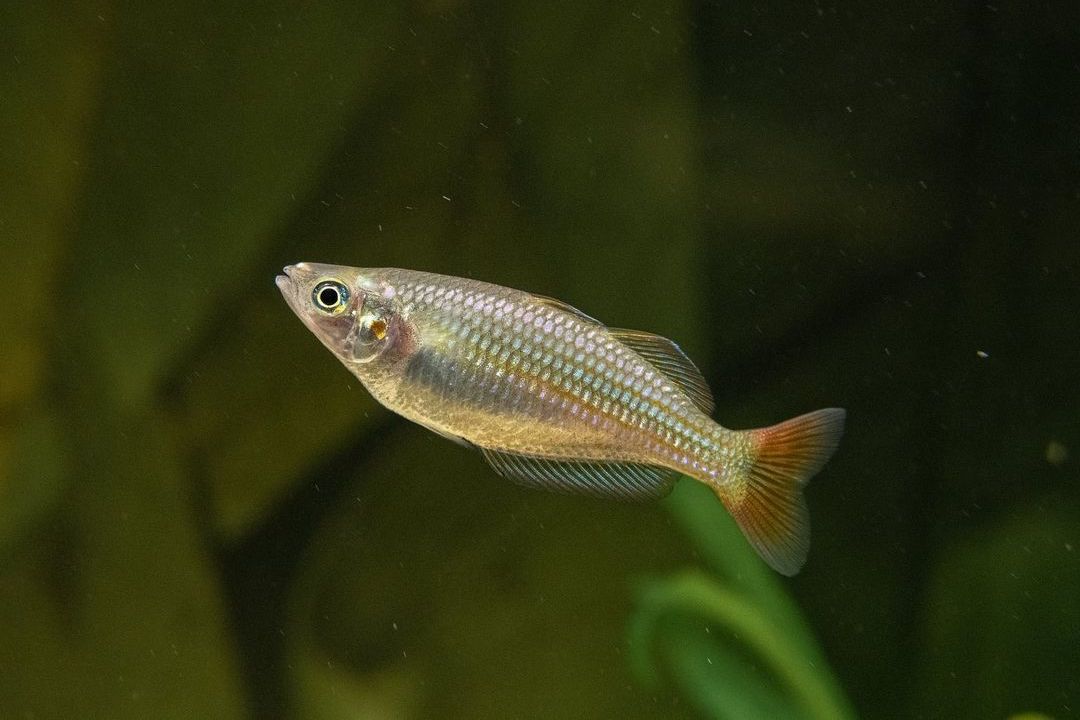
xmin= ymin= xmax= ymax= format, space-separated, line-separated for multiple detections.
xmin=362 ymin=270 xmax=746 ymax=490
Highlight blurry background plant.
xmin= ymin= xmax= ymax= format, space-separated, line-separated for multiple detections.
xmin=1 ymin=1 xmax=1077 ymax=719
xmin=629 ymin=482 xmax=855 ymax=720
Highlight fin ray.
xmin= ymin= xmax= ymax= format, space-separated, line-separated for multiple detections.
xmin=719 ymin=408 xmax=845 ymax=575
xmin=480 ymin=448 xmax=677 ymax=500
xmin=609 ymin=328 xmax=715 ymax=414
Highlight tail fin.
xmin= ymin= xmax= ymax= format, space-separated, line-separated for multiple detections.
xmin=719 ymin=408 xmax=846 ymax=576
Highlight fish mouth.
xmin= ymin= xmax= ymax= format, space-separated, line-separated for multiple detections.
xmin=275 ymin=264 xmax=304 ymax=313
xmin=276 ymin=263 xmax=301 ymax=284
xmin=275 ymin=265 xmax=295 ymax=294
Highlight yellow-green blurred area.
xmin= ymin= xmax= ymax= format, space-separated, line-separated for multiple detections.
xmin=1 ymin=1 xmax=1077 ymax=718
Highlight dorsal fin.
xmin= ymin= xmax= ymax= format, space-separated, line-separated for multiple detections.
xmin=531 ymin=294 xmax=602 ymax=325
xmin=608 ymin=328 xmax=715 ymax=415
xmin=479 ymin=448 xmax=677 ymax=501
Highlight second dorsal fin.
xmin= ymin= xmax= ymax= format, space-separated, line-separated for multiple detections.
xmin=609 ymin=328 xmax=715 ymax=415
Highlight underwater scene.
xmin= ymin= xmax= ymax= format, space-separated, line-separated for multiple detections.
xmin=1 ymin=2 xmax=1077 ymax=718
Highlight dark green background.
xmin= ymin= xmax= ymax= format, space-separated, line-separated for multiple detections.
xmin=1 ymin=1 xmax=1077 ymax=718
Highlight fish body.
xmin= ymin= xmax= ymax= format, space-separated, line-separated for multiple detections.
xmin=276 ymin=263 xmax=844 ymax=575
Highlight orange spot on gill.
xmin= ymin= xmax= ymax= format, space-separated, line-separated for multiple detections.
xmin=371 ymin=319 xmax=387 ymax=340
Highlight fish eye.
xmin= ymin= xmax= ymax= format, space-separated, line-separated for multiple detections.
xmin=312 ymin=280 xmax=349 ymax=314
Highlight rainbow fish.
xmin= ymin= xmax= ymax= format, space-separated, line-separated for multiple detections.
xmin=276 ymin=263 xmax=844 ymax=575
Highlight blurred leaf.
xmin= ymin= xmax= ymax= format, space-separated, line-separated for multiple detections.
xmin=0 ymin=0 xmax=110 ymax=577
xmin=0 ymin=408 xmax=244 ymax=718
xmin=294 ymin=641 xmax=421 ymax=720
xmin=65 ymin=0 xmax=409 ymax=406
xmin=660 ymin=623 xmax=800 ymax=720
xmin=0 ymin=409 xmax=68 ymax=561
xmin=629 ymin=570 xmax=854 ymax=720
xmin=0 ymin=1 xmax=107 ymax=410
xmin=175 ymin=302 xmax=382 ymax=537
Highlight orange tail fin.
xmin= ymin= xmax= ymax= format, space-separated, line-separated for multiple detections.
xmin=720 ymin=408 xmax=845 ymax=576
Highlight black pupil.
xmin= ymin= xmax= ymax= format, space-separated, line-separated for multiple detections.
xmin=318 ymin=286 xmax=340 ymax=307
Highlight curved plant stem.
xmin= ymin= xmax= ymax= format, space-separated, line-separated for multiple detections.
xmin=632 ymin=570 xmax=855 ymax=720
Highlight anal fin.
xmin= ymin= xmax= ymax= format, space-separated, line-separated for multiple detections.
xmin=479 ymin=447 xmax=677 ymax=501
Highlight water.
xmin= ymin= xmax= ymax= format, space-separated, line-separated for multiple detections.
xmin=1 ymin=2 xmax=1076 ymax=718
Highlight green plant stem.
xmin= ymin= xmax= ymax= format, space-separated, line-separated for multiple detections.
xmin=634 ymin=570 xmax=855 ymax=720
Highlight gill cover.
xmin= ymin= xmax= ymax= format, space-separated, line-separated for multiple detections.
xmin=351 ymin=293 xmax=399 ymax=363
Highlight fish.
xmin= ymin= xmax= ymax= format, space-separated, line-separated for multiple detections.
xmin=276 ymin=263 xmax=845 ymax=575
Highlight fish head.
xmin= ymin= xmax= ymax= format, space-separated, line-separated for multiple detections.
xmin=275 ymin=262 xmax=410 ymax=366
